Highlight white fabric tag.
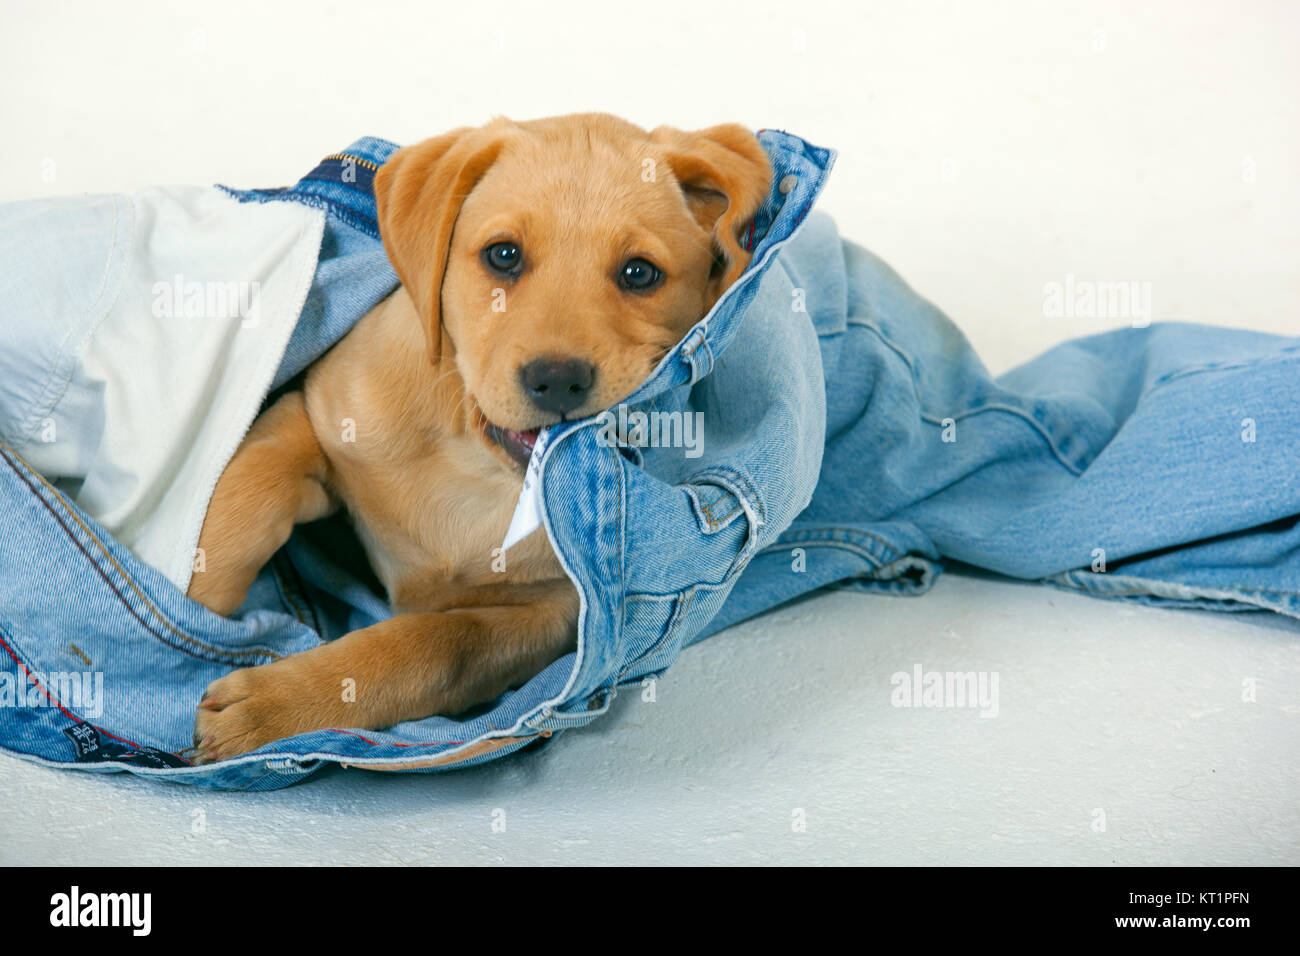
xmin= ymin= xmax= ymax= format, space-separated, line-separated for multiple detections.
xmin=501 ymin=427 xmax=552 ymax=552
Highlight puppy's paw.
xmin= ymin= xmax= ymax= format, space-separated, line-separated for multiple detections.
xmin=191 ymin=659 xmax=340 ymax=764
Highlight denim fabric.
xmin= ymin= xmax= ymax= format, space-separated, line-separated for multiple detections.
xmin=2 ymin=131 xmax=1296 ymax=790
xmin=698 ymin=233 xmax=1300 ymax=640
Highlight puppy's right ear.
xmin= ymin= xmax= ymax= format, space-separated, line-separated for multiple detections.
xmin=374 ymin=121 xmax=510 ymax=361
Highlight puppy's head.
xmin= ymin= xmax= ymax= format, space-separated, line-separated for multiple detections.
xmin=374 ymin=113 xmax=771 ymax=468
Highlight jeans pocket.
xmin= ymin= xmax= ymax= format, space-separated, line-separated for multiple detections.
xmin=682 ymin=465 xmax=765 ymax=587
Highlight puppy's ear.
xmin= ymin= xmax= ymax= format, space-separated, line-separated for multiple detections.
xmin=374 ymin=121 xmax=510 ymax=361
xmin=650 ymin=124 xmax=772 ymax=300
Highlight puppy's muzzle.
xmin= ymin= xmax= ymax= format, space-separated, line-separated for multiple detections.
xmin=520 ymin=357 xmax=595 ymax=416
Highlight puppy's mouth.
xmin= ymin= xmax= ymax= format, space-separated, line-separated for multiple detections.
xmin=484 ymin=423 xmax=540 ymax=465
xmin=467 ymin=396 xmax=547 ymax=467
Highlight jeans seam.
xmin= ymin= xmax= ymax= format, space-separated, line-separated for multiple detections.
xmin=1056 ymin=569 xmax=1300 ymax=599
xmin=271 ymin=555 xmax=308 ymax=626
xmin=1147 ymin=346 xmax=1300 ymax=390
xmin=321 ymin=152 xmax=380 ymax=172
xmin=703 ymin=500 xmax=743 ymax=527
xmin=282 ymin=550 xmax=323 ymax=635
xmin=620 ymin=586 xmax=695 ymax=678
xmin=615 ymin=448 xmax=627 ymax=646
xmin=847 ymin=318 xmax=1086 ymax=477
xmin=768 ymin=525 xmax=902 ymax=565
xmin=0 ymin=441 xmax=282 ymax=665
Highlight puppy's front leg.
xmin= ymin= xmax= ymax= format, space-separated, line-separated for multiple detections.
xmin=191 ymin=588 xmax=578 ymax=762
xmin=187 ymin=391 xmax=336 ymax=616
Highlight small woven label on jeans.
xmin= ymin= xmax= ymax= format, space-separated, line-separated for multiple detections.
xmin=62 ymin=723 xmax=189 ymax=768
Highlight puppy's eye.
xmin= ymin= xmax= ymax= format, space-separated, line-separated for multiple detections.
xmin=482 ymin=241 xmax=523 ymax=274
xmin=619 ymin=257 xmax=662 ymax=292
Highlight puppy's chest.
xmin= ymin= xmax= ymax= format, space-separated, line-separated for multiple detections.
xmin=321 ymin=435 xmax=551 ymax=603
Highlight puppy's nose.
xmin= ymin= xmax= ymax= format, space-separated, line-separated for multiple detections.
xmin=519 ymin=357 xmax=596 ymax=416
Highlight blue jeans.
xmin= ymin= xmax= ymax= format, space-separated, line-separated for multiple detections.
xmin=1 ymin=132 xmax=1295 ymax=789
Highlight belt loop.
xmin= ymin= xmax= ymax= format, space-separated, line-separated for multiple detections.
xmin=679 ymin=327 xmax=714 ymax=383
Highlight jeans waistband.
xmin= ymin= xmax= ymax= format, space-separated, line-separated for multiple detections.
xmin=218 ymin=136 xmax=400 ymax=240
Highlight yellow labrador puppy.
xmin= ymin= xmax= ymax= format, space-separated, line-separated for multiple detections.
xmin=186 ymin=113 xmax=771 ymax=762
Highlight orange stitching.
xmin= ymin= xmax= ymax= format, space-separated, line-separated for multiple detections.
xmin=322 ymin=152 xmax=380 ymax=172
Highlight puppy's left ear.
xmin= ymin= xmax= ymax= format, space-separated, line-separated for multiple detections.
xmin=650 ymin=123 xmax=772 ymax=300
xmin=374 ymin=120 xmax=512 ymax=361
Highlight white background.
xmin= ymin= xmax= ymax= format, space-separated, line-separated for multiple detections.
xmin=1 ymin=0 xmax=1296 ymax=864
xmin=4 ymin=0 xmax=1296 ymax=368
